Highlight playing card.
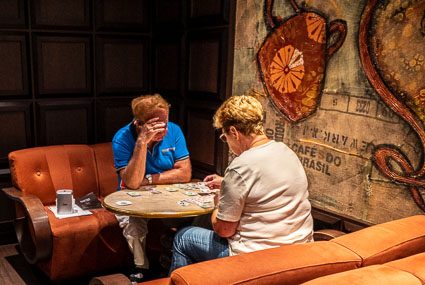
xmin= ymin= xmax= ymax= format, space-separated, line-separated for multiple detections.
xmin=150 ymin=189 xmax=161 ymax=194
xmin=183 ymin=191 xmax=197 ymax=196
xmin=164 ymin=187 xmax=178 ymax=192
xmin=177 ymin=200 xmax=190 ymax=206
xmin=127 ymin=191 xmax=141 ymax=197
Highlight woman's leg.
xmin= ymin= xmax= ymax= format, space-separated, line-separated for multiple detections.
xmin=168 ymin=226 xmax=229 ymax=275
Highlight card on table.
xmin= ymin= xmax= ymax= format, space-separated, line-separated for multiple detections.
xmin=177 ymin=200 xmax=190 ymax=206
xmin=164 ymin=187 xmax=178 ymax=192
xmin=127 ymin=191 xmax=141 ymax=197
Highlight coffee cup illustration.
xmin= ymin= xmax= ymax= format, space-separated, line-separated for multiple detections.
xmin=257 ymin=0 xmax=347 ymax=122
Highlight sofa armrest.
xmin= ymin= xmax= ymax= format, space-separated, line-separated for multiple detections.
xmin=2 ymin=187 xmax=52 ymax=264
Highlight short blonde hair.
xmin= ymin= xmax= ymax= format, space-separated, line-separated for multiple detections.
xmin=213 ymin=95 xmax=264 ymax=135
xmin=131 ymin=93 xmax=170 ymax=122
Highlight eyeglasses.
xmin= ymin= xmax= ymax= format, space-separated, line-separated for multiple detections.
xmin=219 ymin=133 xmax=227 ymax=143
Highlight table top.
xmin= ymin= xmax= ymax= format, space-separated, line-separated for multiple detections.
xmin=102 ymin=182 xmax=215 ymax=218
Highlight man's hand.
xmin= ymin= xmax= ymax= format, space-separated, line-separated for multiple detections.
xmin=203 ymin=174 xmax=223 ymax=189
xmin=135 ymin=117 xmax=166 ymax=143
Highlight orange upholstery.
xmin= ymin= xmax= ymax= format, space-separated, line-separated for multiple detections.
xmin=36 ymin=207 xmax=132 ymax=280
xmin=301 ymin=264 xmax=422 ymax=285
xmin=170 ymin=241 xmax=361 ymax=285
xmin=134 ymin=215 xmax=425 ymax=285
xmin=91 ymin=142 xmax=119 ymax=198
xmin=330 ymin=215 xmax=425 ymax=266
xmin=6 ymin=143 xmax=133 ymax=280
xmin=302 ymin=252 xmax=425 ymax=284
xmin=9 ymin=145 xmax=99 ymax=204
xmin=385 ymin=252 xmax=425 ymax=283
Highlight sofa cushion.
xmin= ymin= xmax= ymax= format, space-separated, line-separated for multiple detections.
xmin=385 ymin=252 xmax=425 ymax=283
xmin=90 ymin=142 xmax=118 ymax=197
xmin=9 ymin=145 xmax=99 ymax=205
xmin=330 ymin=215 xmax=425 ymax=266
xmin=301 ymin=265 xmax=422 ymax=285
xmin=170 ymin=241 xmax=361 ymax=285
xmin=38 ymin=207 xmax=132 ymax=280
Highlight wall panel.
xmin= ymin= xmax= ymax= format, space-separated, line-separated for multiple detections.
xmin=96 ymin=98 xmax=133 ymax=142
xmin=37 ymin=100 xmax=93 ymax=145
xmin=34 ymin=35 xmax=91 ymax=95
xmin=96 ymin=37 xmax=148 ymax=95
xmin=186 ymin=108 xmax=216 ymax=172
xmin=95 ymin=0 xmax=149 ymax=31
xmin=154 ymin=0 xmax=183 ymax=25
xmin=187 ymin=30 xmax=228 ymax=101
xmin=0 ymin=34 xmax=28 ymax=96
xmin=32 ymin=0 xmax=90 ymax=28
xmin=0 ymin=0 xmax=26 ymax=27
xmin=188 ymin=36 xmax=219 ymax=94
xmin=154 ymin=41 xmax=181 ymax=92
xmin=189 ymin=0 xmax=229 ymax=26
xmin=0 ymin=102 xmax=31 ymax=168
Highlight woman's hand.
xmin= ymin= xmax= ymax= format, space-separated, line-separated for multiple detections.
xmin=203 ymin=174 xmax=223 ymax=189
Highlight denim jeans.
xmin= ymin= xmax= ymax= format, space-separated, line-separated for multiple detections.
xmin=168 ymin=226 xmax=229 ymax=275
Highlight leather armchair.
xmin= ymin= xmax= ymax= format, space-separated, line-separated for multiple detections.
xmin=2 ymin=143 xmax=133 ymax=280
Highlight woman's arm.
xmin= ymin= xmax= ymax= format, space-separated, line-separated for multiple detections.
xmin=211 ymin=208 xmax=239 ymax=237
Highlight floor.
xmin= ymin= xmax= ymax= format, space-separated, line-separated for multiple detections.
xmin=0 ymin=243 xmax=166 ymax=285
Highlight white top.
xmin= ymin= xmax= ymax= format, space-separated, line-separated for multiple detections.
xmin=216 ymin=140 xmax=313 ymax=255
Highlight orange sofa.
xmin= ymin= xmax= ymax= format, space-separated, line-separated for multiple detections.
xmin=2 ymin=143 xmax=134 ymax=280
xmin=303 ymin=252 xmax=425 ymax=284
xmin=92 ymin=215 xmax=425 ymax=285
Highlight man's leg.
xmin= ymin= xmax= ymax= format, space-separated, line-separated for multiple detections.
xmin=169 ymin=226 xmax=229 ymax=275
xmin=116 ymin=215 xmax=149 ymax=269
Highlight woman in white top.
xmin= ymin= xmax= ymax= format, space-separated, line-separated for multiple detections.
xmin=169 ymin=95 xmax=313 ymax=274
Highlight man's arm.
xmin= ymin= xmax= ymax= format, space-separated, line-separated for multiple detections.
xmin=119 ymin=117 xmax=166 ymax=189
xmin=119 ymin=137 xmax=148 ymax=189
xmin=149 ymin=158 xmax=192 ymax=185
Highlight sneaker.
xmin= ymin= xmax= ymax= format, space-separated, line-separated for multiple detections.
xmin=129 ymin=272 xmax=144 ymax=284
xmin=128 ymin=267 xmax=149 ymax=284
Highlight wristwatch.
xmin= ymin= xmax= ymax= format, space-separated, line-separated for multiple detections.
xmin=145 ymin=174 xmax=152 ymax=185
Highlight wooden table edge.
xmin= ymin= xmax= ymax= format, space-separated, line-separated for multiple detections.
xmin=101 ymin=198 xmax=213 ymax=218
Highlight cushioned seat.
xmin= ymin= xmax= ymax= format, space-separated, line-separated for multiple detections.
xmin=37 ymin=207 xmax=131 ymax=280
xmin=3 ymin=143 xmax=133 ymax=280
xmin=302 ymin=252 xmax=425 ymax=284
xmin=170 ymin=241 xmax=361 ymax=285
xmin=302 ymin=264 xmax=422 ymax=285
xmin=329 ymin=215 xmax=425 ymax=266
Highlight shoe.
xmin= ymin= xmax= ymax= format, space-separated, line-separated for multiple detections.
xmin=128 ymin=267 xmax=149 ymax=284
xmin=129 ymin=272 xmax=144 ymax=284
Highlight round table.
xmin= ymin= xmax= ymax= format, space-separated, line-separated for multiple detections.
xmin=102 ymin=183 xmax=214 ymax=218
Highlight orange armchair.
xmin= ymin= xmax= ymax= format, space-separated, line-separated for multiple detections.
xmin=2 ymin=143 xmax=133 ymax=281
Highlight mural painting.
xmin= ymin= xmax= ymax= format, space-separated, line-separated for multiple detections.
xmin=360 ymin=0 xmax=425 ymax=212
xmin=233 ymin=0 xmax=425 ymax=225
xmin=257 ymin=0 xmax=346 ymax=122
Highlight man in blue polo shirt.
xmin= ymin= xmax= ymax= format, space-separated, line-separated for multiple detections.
xmin=112 ymin=93 xmax=191 ymax=283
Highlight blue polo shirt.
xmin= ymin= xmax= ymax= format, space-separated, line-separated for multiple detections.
xmin=112 ymin=121 xmax=190 ymax=190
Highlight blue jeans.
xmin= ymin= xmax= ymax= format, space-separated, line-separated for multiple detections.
xmin=168 ymin=226 xmax=229 ymax=275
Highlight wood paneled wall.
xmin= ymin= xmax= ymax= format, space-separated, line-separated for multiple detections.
xmin=153 ymin=0 xmax=235 ymax=178
xmin=0 ymin=0 xmax=235 ymax=225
